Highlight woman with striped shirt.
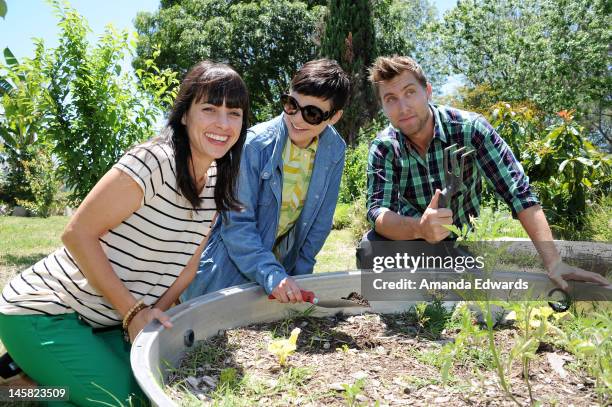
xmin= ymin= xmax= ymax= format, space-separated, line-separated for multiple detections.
xmin=0 ymin=61 xmax=249 ymax=406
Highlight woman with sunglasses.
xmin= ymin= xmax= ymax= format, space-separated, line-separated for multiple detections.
xmin=183 ymin=59 xmax=350 ymax=304
xmin=0 ymin=61 xmax=249 ymax=405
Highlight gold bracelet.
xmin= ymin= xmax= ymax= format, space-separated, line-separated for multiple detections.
xmin=122 ymin=300 xmax=145 ymax=330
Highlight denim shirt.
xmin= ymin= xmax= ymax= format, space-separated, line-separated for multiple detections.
xmin=182 ymin=114 xmax=346 ymax=299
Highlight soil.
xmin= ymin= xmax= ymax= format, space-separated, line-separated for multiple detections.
xmin=341 ymin=292 xmax=371 ymax=307
xmin=167 ymin=311 xmax=604 ymax=406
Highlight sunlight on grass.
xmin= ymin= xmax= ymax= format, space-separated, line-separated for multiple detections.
xmin=314 ymin=229 xmax=356 ymax=273
xmin=0 ymin=216 xmax=69 ymax=286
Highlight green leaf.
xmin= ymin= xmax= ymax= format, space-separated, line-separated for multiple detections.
xmin=0 ymin=0 xmax=6 ymax=19
xmin=575 ymin=157 xmax=593 ymax=167
xmin=0 ymin=78 xmax=13 ymax=95
xmin=558 ymin=159 xmax=570 ymax=173
xmin=3 ymin=47 xmax=19 ymax=67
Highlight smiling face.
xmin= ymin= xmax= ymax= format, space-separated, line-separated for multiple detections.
xmin=181 ymin=99 xmax=244 ymax=164
xmin=379 ymin=70 xmax=433 ymax=140
xmin=282 ymin=92 xmax=342 ymax=148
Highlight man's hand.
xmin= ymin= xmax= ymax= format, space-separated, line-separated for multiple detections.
xmin=418 ymin=189 xmax=453 ymax=243
xmin=547 ymin=261 xmax=610 ymax=291
xmin=271 ymin=277 xmax=304 ymax=304
xmin=128 ymin=307 xmax=173 ymax=343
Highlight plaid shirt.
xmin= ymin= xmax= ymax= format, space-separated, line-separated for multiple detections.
xmin=366 ymin=104 xmax=539 ymax=230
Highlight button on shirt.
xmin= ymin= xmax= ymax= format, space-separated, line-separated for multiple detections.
xmin=366 ymin=104 xmax=539 ymax=229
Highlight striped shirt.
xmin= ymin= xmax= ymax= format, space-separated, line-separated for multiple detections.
xmin=367 ymin=104 xmax=539 ymax=230
xmin=0 ymin=140 xmax=216 ymax=328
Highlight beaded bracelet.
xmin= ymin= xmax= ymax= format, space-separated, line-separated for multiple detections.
xmin=122 ymin=300 xmax=148 ymax=331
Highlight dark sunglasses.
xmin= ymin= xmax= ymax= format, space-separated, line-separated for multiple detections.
xmin=281 ymin=94 xmax=335 ymax=126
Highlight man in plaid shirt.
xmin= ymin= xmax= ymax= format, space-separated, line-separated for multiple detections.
xmin=363 ymin=55 xmax=608 ymax=290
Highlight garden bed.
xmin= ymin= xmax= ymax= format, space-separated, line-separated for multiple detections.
xmin=165 ymin=306 xmax=603 ymax=406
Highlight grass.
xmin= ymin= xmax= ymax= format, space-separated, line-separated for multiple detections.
xmin=0 ymin=216 xmax=69 ymax=286
xmin=313 ymin=229 xmax=357 ymax=273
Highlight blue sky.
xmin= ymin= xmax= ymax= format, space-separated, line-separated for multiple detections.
xmin=1 ymin=0 xmax=460 ymax=92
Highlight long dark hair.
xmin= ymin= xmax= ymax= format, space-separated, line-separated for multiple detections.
xmin=167 ymin=61 xmax=249 ymax=211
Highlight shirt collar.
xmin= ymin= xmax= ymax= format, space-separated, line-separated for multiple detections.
xmin=430 ymin=103 xmax=448 ymax=144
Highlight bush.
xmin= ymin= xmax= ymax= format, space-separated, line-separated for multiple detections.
xmin=488 ymin=104 xmax=611 ymax=236
xmin=338 ymin=116 xmax=386 ymax=204
xmin=560 ymin=196 xmax=612 ymax=241
xmin=15 ymin=143 xmax=63 ymax=218
xmin=332 ymin=202 xmax=351 ymax=230
xmin=347 ymin=195 xmax=370 ymax=243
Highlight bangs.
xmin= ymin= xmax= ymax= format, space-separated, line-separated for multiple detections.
xmin=192 ymin=69 xmax=249 ymax=112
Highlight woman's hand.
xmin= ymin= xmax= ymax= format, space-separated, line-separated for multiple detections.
xmin=271 ymin=277 xmax=304 ymax=303
xmin=127 ymin=307 xmax=173 ymax=343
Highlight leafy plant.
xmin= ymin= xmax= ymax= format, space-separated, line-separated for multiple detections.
xmin=15 ymin=142 xmax=63 ymax=217
xmin=341 ymin=378 xmax=366 ymax=407
xmin=483 ymin=103 xmax=611 ymax=237
xmin=558 ymin=309 xmax=611 ymax=404
xmin=332 ymin=203 xmax=351 ymax=230
xmin=0 ymin=44 xmax=51 ymax=205
xmin=406 ymin=296 xmax=454 ymax=339
xmin=43 ymin=0 xmax=178 ymax=205
xmin=268 ymin=327 xmax=301 ymax=367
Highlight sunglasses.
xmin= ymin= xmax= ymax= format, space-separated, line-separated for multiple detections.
xmin=281 ymin=94 xmax=335 ymax=126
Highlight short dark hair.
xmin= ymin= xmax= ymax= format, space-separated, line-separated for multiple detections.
xmin=369 ymin=56 xmax=428 ymax=98
xmin=290 ymin=59 xmax=350 ymax=113
xmin=167 ymin=61 xmax=249 ymax=211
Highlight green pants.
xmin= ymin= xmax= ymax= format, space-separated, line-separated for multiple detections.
xmin=0 ymin=312 xmax=148 ymax=406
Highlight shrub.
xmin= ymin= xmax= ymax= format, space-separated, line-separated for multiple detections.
xmin=487 ymin=104 xmax=611 ymax=237
xmin=332 ymin=202 xmax=351 ymax=230
xmin=15 ymin=143 xmax=63 ymax=218
xmin=338 ymin=116 xmax=386 ymax=204
xmin=347 ymin=195 xmax=369 ymax=243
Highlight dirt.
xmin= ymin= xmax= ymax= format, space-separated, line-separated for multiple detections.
xmin=341 ymin=292 xmax=371 ymax=307
xmin=167 ymin=312 xmax=604 ymax=406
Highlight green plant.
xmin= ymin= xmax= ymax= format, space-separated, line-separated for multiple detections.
xmin=43 ymin=0 xmax=178 ymax=205
xmin=15 ymin=142 xmax=62 ymax=217
xmin=405 ymin=297 xmax=454 ymax=339
xmin=320 ymin=0 xmax=377 ymax=144
xmin=133 ymin=0 xmax=323 ymax=123
xmin=218 ymin=367 xmax=239 ymax=390
xmin=348 ymin=195 xmax=369 ymax=243
xmin=0 ymin=44 xmax=50 ymax=205
xmin=558 ymin=309 xmax=611 ymax=404
xmin=332 ymin=203 xmax=351 ymax=230
xmin=340 ymin=378 xmax=366 ymax=407
xmin=485 ymin=103 xmax=611 ymax=237
xmin=438 ymin=302 xmax=490 ymax=382
xmin=336 ymin=343 xmax=350 ymax=353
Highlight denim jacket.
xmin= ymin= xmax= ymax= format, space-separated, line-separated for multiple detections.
xmin=182 ymin=114 xmax=346 ymax=300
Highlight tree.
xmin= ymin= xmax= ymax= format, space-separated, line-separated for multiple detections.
xmin=373 ymin=0 xmax=447 ymax=91
xmin=133 ymin=0 xmax=323 ymax=122
xmin=320 ymin=0 xmax=377 ymax=145
xmin=43 ymin=0 xmax=178 ymax=204
xmin=439 ymin=0 xmax=611 ymax=149
xmin=0 ymin=44 xmax=50 ymax=205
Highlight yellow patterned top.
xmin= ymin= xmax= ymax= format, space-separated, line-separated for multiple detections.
xmin=276 ymin=137 xmax=318 ymax=240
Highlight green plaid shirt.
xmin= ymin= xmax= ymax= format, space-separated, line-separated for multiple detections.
xmin=366 ymin=104 xmax=539 ymax=229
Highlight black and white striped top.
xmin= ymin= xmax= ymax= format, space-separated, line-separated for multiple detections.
xmin=0 ymin=141 xmax=217 ymax=328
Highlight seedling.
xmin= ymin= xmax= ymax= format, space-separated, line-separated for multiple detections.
xmin=268 ymin=327 xmax=301 ymax=367
xmin=341 ymin=378 xmax=366 ymax=407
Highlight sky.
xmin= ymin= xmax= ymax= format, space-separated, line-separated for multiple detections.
xmin=1 ymin=0 xmax=461 ymax=92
